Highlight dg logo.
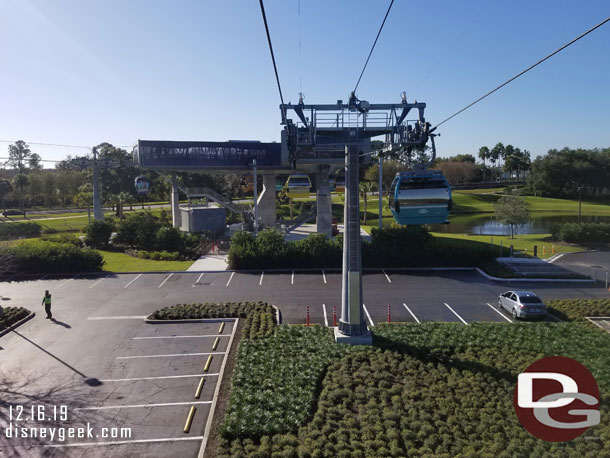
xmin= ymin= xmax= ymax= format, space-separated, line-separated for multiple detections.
xmin=514 ymin=356 xmax=600 ymax=441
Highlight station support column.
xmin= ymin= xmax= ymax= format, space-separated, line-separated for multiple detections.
xmin=170 ymin=174 xmax=181 ymax=229
xmin=316 ymin=165 xmax=332 ymax=237
xmin=257 ymin=173 xmax=277 ymax=229
xmin=336 ymin=143 xmax=371 ymax=344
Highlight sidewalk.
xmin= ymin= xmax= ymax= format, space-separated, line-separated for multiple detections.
xmin=187 ymin=253 xmax=229 ymax=271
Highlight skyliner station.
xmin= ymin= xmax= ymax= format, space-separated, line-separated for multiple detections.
xmin=133 ymin=92 xmax=436 ymax=343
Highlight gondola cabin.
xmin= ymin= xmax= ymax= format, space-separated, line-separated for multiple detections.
xmin=134 ymin=176 xmax=151 ymax=195
xmin=285 ymin=174 xmax=311 ymax=199
xmin=389 ymin=171 xmax=451 ymax=225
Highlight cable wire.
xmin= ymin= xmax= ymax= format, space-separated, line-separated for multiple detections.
xmin=353 ymin=0 xmax=395 ymax=94
xmin=0 ymin=140 xmax=91 ymax=150
xmin=258 ymin=0 xmax=287 ymax=123
xmin=433 ymin=15 xmax=610 ymax=130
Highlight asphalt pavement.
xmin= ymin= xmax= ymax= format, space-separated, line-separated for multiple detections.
xmin=1 ymin=268 xmax=609 ymax=456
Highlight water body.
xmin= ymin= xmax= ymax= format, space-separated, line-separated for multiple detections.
xmin=429 ymin=214 xmax=610 ymax=235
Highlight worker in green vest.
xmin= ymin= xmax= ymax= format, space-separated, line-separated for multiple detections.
xmin=42 ymin=290 xmax=52 ymax=319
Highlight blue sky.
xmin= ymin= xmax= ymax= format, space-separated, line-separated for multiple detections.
xmin=0 ymin=0 xmax=609 ymax=166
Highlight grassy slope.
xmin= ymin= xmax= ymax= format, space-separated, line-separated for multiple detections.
xmin=430 ymin=232 xmax=583 ymax=256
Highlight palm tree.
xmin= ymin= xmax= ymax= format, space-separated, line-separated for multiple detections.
xmin=360 ymin=181 xmax=374 ymax=225
xmin=478 ymin=146 xmax=490 ymax=181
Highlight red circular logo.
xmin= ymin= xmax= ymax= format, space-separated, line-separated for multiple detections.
xmin=514 ymin=356 xmax=600 ymax=441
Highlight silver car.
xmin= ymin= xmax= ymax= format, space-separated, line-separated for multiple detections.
xmin=498 ymin=291 xmax=547 ymax=320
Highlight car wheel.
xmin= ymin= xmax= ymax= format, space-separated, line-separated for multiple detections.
xmin=498 ymin=300 xmax=503 ymax=310
xmin=512 ymin=308 xmax=518 ymax=320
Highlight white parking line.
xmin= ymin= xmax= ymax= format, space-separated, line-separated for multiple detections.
xmin=259 ymin=271 xmax=265 ymax=286
xmin=402 ymin=303 xmax=420 ymax=323
xmin=116 ymin=351 xmax=226 ymax=360
xmin=193 ymin=272 xmax=204 ymax=287
xmin=38 ymin=274 xmax=48 ymax=281
xmin=225 ymin=272 xmax=235 ymax=287
xmin=444 ymin=303 xmax=468 ymax=325
xmin=291 ymin=270 xmax=294 ymax=285
xmin=322 ymin=304 xmax=328 ymax=327
xmin=362 ymin=303 xmax=375 ymax=327
xmin=89 ymin=274 xmax=109 ymax=289
xmin=158 ymin=273 xmax=173 ymax=288
xmin=58 ymin=275 xmax=79 ymax=288
xmin=486 ymin=302 xmax=513 ymax=323
xmin=46 ymin=437 xmax=204 ymax=448
xmin=87 ymin=315 xmax=147 ymax=320
xmin=75 ymin=401 xmax=212 ymax=411
xmin=100 ymin=373 xmax=219 ymax=382
xmin=132 ymin=335 xmax=230 ymax=340
xmin=383 ymin=270 xmax=392 ymax=283
xmin=322 ymin=270 xmax=327 ymax=284
xmin=124 ymin=274 xmax=142 ymax=288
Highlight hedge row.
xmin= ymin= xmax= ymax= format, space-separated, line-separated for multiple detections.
xmin=150 ymin=301 xmax=275 ymax=339
xmin=228 ymin=227 xmax=503 ymax=269
xmin=546 ymin=298 xmax=610 ymax=321
xmin=126 ymin=249 xmax=182 ymax=261
xmin=5 ymin=241 xmax=104 ymax=273
xmin=0 ymin=222 xmax=42 ymax=240
xmin=0 ymin=307 xmax=30 ymax=331
xmin=551 ymin=222 xmax=610 ymax=244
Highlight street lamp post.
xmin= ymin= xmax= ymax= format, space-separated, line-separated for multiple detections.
xmin=578 ymin=186 xmax=583 ymax=225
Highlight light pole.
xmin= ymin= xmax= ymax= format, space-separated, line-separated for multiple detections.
xmin=578 ymin=186 xmax=583 ymax=225
xmin=378 ymin=155 xmax=383 ymax=231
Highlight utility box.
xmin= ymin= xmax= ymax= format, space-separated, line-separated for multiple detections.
xmin=180 ymin=206 xmax=226 ymax=236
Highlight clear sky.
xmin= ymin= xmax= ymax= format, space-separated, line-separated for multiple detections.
xmin=1 ymin=0 xmax=609 ymax=166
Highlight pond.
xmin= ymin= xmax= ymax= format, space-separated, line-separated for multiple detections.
xmin=428 ymin=213 xmax=610 ymax=235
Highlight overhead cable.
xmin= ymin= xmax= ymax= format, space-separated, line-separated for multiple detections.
xmin=258 ymin=0 xmax=287 ymax=123
xmin=432 ymin=15 xmax=610 ymax=131
xmin=353 ymin=0 xmax=395 ymax=94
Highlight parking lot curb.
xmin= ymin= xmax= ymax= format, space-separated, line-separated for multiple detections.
xmin=271 ymin=304 xmax=282 ymax=324
xmin=475 ymin=267 xmax=595 ymax=283
xmin=145 ymin=318 xmax=237 ymax=324
xmin=0 ymin=312 xmax=35 ymax=338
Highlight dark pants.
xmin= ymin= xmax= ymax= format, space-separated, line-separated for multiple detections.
xmin=45 ymin=304 xmax=52 ymax=319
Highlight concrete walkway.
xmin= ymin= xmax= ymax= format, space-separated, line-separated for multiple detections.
xmin=187 ymin=253 xmax=229 ymax=271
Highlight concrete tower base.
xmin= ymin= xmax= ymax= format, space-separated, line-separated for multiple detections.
xmin=333 ymin=327 xmax=373 ymax=345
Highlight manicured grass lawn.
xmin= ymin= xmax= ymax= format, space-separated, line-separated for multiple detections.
xmin=430 ymin=232 xmax=584 ymax=257
xmin=452 ymin=191 xmax=610 ymax=215
xmin=217 ymin=321 xmax=610 ymax=457
xmin=99 ymin=250 xmax=193 ymax=272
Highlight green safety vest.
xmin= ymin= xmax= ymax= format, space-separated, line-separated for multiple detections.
xmin=44 ymin=296 xmax=51 ymax=305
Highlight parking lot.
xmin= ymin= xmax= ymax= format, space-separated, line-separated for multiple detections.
xmin=0 ymin=269 xmax=606 ymax=457
xmin=0 ymin=317 xmax=237 ymax=458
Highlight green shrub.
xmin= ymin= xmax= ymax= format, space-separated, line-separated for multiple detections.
xmin=551 ymin=222 xmax=610 ymax=244
xmin=84 ymin=219 xmax=116 ymax=248
xmin=228 ymin=227 xmax=500 ymax=269
xmin=8 ymin=241 xmax=104 ymax=273
xmin=42 ymin=234 xmax=83 ymax=247
xmin=0 ymin=306 xmax=30 ymax=330
xmin=546 ymin=298 xmax=610 ymax=321
xmin=0 ymin=222 xmax=41 ymax=240
xmin=150 ymin=301 xmax=275 ymax=339
xmin=114 ymin=211 xmax=162 ymax=250
xmin=155 ymin=226 xmax=183 ymax=252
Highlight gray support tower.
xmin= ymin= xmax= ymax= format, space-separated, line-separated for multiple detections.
xmin=336 ymin=143 xmax=371 ymax=343
xmin=170 ymin=174 xmax=181 ymax=228
xmin=258 ymin=174 xmax=277 ymax=229
xmin=316 ymin=165 xmax=332 ymax=237
xmin=92 ymin=147 xmax=103 ymax=221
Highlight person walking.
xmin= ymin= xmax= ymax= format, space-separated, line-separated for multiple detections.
xmin=42 ymin=290 xmax=52 ymax=319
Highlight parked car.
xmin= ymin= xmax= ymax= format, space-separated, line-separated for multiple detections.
xmin=498 ymin=291 xmax=547 ymax=320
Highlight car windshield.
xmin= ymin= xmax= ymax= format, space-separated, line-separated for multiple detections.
xmin=519 ymin=296 xmax=543 ymax=304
